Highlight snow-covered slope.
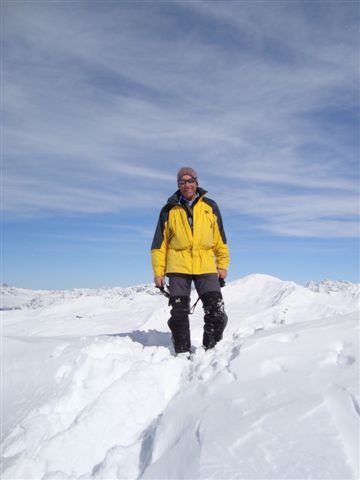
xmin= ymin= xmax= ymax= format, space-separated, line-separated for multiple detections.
xmin=1 ymin=274 xmax=359 ymax=479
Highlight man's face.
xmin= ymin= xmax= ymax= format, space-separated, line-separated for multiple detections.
xmin=178 ymin=175 xmax=197 ymax=201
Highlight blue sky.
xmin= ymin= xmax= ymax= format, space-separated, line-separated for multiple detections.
xmin=3 ymin=0 xmax=359 ymax=289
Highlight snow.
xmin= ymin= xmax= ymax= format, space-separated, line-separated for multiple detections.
xmin=1 ymin=274 xmax=359 ymax=479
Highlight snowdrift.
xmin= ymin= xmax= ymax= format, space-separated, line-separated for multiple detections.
xmin=1 ymin=274 xmax=359 ymax=479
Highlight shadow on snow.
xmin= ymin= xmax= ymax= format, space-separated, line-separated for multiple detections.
xmin=101 ymin=329 xmax=172 ymax=348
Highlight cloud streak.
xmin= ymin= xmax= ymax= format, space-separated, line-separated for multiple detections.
xmin=3 ymin=0 xmax=358 ymax=239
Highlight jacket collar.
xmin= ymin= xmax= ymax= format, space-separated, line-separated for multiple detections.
xmin=167 ymin=187 xmax=207 ymax=206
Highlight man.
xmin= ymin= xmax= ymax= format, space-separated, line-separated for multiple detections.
xmin=151 ymin=167 xmax=230 ymax=356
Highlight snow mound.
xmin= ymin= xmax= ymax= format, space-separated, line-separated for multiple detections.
xmin=2 ymin=337 xmax=185 ymax=479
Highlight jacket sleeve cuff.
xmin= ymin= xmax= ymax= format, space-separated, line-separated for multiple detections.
xmin=217 ymin=261 xmax=229 ymax=270
xmin=154 ymin=268 xmax=165 ymax=277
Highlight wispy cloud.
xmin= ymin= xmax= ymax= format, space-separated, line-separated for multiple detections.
xmin=37 ymin=229 xmax=152 ymax=245
xmin=3 ymin=0 xmax=358 ymax=239
xmin=218 ymin=185 xmax=358 ymax=238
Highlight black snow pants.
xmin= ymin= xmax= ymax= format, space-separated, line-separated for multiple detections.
xmin=167 ymin=273 xmax=228 ymax=353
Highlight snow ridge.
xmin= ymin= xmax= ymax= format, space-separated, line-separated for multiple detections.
xmin=1 ymin=284 xmax=156 ymax=311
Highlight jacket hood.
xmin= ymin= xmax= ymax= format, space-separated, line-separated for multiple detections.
xmin=167 ymin=187 xmax=207 ymax=206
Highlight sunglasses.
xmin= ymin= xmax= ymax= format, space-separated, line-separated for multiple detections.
xmin=178 ymin=178 xmax=197 ymax=186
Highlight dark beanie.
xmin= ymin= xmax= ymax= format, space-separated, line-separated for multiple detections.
xmin=177 ymin=167 xmax=198 ymax=182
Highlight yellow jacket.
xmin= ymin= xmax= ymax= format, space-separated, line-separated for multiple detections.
xmin=151 ymin=188 xmax=230 ymax=277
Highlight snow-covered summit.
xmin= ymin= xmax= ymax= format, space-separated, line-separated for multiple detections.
xmin=225 ymin=274 xmax=359 ymax=332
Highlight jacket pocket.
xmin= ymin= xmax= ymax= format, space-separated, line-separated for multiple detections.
xmin=199 ymin=215 xmax=214 ymax=248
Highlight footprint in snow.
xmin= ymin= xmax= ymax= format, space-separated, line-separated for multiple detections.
xmin=336 ymin=352 xmax=355 ymax=367
xmin=261 ymin=358 xmax=288 ymax=376
xmin=50 ymin=342 xmax=70 ymax=359
xmin=272 ymin=332 xmax=298 ymax=343
xmin=55 ymin=364 xmax=73 ymax=382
